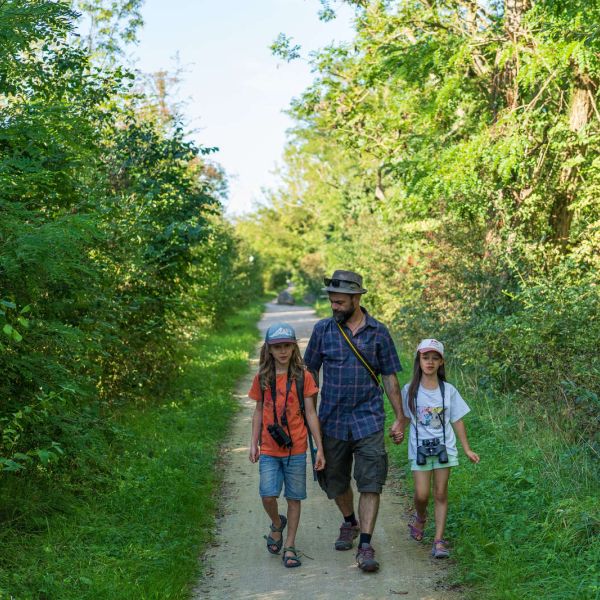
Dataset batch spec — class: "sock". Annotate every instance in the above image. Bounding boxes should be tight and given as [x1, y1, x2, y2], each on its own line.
[343, 512, 358, 526]
[359, 533, 372, 547]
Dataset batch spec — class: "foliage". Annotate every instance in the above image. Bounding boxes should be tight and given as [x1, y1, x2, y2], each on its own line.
[0, 0, 261, 478]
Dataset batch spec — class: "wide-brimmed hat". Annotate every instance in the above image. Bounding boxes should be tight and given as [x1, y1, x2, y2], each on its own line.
[265, 322, 297, 344]
[322, 270, 367, 295]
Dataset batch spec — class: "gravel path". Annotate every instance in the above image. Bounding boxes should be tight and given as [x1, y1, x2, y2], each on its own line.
[194, 302, 463, 600]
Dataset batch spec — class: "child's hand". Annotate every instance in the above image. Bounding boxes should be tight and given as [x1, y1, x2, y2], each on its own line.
[466, 449, 480, 463]
[314, 450, 326, 471]
[249, 443, 260, 463]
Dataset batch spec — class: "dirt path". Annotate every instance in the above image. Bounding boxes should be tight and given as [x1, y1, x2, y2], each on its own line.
[194, 302, 463, 600]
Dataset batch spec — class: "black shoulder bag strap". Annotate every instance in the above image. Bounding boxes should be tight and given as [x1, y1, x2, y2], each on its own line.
[335, 321, 383, 391]
[296, 370, 317, 481]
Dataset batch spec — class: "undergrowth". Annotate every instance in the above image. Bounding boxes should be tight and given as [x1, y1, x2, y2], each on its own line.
[0, 301, 263, 600]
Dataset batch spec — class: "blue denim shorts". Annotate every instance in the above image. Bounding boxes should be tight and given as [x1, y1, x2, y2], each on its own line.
[259, 453, 307, 500]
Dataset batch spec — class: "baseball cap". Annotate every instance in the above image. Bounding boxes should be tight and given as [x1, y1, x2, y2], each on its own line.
[265, 322, 297, 344]
[417, 338, 444, 357]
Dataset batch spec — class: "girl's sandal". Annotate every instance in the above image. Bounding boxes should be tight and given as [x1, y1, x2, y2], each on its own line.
[282, 546, 301, 568]
[264, 515, 287, 554]
[408, 512, 426, 541]
[431, 539, 450, 559]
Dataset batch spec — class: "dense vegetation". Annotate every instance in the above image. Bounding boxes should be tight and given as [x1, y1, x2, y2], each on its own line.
[1, 3, 261, 595]
[239, 1, 599, 597]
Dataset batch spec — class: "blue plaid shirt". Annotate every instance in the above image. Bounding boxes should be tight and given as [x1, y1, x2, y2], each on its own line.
[304, 309, 401, 441]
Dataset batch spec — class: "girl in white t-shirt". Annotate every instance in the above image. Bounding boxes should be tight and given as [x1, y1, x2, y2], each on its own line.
[401, 338, 480, 558]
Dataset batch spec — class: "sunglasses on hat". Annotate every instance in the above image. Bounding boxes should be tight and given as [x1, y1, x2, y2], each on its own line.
[323, 278, 361, 290]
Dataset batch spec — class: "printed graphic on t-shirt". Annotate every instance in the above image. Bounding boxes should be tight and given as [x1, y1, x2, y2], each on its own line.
[417, 406, 444, 429]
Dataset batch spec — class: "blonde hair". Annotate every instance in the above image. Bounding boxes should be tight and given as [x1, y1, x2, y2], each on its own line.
[258, 342, 305, 391]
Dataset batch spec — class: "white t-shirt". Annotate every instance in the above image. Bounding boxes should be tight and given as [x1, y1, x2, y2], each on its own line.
[401, 381, 470, 460]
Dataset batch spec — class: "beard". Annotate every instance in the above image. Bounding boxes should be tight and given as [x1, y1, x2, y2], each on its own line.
[333, 306, 354, 324]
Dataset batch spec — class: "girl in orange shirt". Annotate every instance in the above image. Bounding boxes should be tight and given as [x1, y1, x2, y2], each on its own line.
[248, 322, 325, 568]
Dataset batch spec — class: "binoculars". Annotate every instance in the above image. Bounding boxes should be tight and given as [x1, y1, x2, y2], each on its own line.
[416, 437, 449, 465]
[267, 423, 292, 449]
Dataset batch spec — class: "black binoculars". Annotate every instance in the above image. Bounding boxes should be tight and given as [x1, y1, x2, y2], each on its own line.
[267, 423, 292, 449]
[416, 437, 449, 465]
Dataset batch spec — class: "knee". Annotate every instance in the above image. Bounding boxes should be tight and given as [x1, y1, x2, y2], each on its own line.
[433, 489, 448, 504]
[262, 496, 277, 508]
[413, 489, 429, 505]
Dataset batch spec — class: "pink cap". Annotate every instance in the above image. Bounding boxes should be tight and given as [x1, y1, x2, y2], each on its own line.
[417, 338, 444, 357]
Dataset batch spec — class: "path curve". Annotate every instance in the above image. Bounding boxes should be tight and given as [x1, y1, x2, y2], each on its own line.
[194, 302, 463, 600]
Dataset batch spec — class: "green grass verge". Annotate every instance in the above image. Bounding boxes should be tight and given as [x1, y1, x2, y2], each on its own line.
[0, 301, 263, 600]
[387, 355, 600, 600]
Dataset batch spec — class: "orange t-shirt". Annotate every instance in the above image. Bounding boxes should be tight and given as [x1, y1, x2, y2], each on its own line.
[248, 371, 318, 457]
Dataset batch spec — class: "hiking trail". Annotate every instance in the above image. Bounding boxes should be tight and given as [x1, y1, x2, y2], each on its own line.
[194, 302, 463, 600]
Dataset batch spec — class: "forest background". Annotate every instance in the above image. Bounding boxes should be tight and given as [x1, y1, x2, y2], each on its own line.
[1, 1, 598, 599]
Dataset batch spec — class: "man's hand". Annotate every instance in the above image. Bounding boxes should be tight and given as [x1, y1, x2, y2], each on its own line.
[249, 443, 260, 463]
[389, 418, 405, 445]
[314, 449, 326, 471]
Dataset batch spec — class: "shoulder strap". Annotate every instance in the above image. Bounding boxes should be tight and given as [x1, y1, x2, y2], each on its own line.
[335, 321, 382, 389]
[297, 370, 305, 415]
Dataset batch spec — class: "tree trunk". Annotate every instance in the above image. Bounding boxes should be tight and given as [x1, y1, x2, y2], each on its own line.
[550, 71, 593, 245]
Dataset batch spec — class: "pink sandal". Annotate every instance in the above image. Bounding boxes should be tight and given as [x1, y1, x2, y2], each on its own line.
[408, 512, 426, 541]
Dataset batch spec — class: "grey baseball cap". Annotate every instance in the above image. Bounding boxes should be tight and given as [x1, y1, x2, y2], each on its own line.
[322, 269, 367, 294]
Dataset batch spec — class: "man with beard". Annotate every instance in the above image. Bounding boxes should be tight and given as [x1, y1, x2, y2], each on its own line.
[304, 269, 405, 573]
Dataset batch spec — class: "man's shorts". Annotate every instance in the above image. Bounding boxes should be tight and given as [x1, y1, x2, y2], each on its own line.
[410, 455, 459, 471]
[259, 453, 307, 500]
[318, 430, 388, 499]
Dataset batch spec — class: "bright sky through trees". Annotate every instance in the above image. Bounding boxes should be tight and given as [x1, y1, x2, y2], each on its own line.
[132, 0, 355, 215]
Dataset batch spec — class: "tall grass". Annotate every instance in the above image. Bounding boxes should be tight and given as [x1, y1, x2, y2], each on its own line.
[0, 302, 263, 600]
[387, 356, 600, 600]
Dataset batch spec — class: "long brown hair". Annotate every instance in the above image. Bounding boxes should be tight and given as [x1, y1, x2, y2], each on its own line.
[258, 342, 305, 392]
[407, 353, 446, 417]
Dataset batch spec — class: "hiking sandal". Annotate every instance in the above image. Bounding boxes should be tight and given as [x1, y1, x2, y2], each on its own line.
[282, 546, 301, 568]
[264, 514, 287, 554]
[408, 512, 426, 541]
[431, 539, 450, 558]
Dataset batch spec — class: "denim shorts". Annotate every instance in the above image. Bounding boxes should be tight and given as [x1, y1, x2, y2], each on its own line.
[259, 453, 307, 500]
[410, 455, 459, 471]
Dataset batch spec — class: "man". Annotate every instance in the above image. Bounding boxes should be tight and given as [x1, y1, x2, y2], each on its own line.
[304, 269, 405, 573]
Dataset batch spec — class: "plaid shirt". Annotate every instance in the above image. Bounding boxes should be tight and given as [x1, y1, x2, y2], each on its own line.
[304, 309, 401, 441]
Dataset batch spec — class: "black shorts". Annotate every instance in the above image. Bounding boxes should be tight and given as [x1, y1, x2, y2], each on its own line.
[318, 430, 388, 499]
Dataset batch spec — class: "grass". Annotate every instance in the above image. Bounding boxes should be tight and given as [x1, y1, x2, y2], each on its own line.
[0, 301, 263, 600]
[386, 353, 600, 600]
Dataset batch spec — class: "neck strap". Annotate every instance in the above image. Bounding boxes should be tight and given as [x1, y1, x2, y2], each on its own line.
[414, 379, 446, 448]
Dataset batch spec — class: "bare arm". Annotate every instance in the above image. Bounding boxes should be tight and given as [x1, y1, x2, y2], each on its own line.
[382, 372, 406, 444]
[249, 402, 262, 463]
[304, 394, 325, 470]
[452, 418, 480, 463]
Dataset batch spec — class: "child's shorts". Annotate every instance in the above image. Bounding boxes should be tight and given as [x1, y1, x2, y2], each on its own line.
[259, 453, 307, 500]
[410, 455, 459, 471]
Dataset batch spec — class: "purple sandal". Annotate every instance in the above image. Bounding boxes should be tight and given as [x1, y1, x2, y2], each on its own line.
[431, 539, 450, 558]
[408, 512, 426, 541]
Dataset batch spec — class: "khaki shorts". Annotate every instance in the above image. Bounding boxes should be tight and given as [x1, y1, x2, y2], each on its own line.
[318, 430, 388, 499]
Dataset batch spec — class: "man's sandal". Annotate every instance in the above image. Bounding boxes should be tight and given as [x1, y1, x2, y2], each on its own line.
[282, 546, 301, 568]
[408, 512, 426, 541]
[264, 515, 287, 554]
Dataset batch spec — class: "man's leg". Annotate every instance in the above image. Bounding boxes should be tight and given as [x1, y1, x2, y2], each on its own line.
[353, 431, 387, 572]
[357, 491, 380, 535]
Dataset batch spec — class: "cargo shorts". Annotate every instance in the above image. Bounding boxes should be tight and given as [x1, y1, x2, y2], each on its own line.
[317, 430, 388, 499]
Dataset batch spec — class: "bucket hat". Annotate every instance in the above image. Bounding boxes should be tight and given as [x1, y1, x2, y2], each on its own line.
[322, 269, 367, 295]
